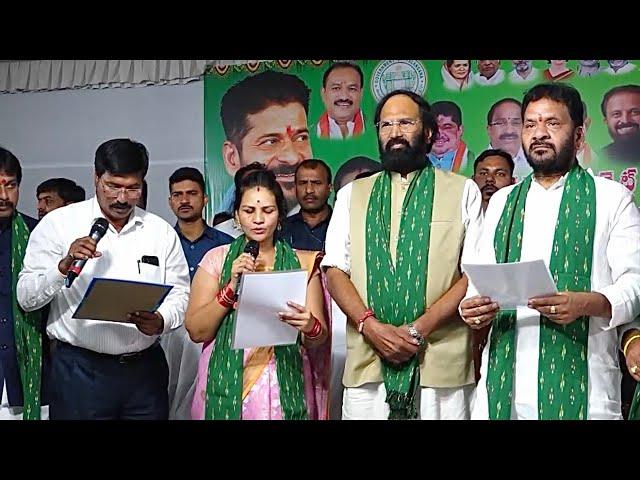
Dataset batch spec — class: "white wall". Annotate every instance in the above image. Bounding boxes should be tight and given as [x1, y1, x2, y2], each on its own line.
[0, 80, 205, 224]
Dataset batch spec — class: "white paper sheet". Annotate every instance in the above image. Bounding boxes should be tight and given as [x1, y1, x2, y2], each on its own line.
[232, 269, 308, 349]
[462, 259, 558, 309]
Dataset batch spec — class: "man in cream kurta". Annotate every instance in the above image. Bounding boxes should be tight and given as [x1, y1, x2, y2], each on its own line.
[322, 90, 482, 420]
[461, 83, 640, 420]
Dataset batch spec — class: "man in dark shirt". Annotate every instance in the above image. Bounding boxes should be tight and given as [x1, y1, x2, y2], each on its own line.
[169, 168, 233, 280]
[281, 159, 333, 251]
[164, 167, 232, 419]
[0, 147, 48, 419]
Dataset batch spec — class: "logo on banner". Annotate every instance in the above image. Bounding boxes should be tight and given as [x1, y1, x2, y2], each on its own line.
[371, 60, 428, 102]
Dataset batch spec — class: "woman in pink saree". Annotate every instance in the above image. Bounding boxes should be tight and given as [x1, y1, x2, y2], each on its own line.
[186, 170, 331, 420]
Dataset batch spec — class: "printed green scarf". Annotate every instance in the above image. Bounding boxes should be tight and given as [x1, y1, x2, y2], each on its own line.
[10, 213, 42, 420]
[365, 167, 434, 419]
[205, 236, 308, 420]
[489, 164, 595, 420]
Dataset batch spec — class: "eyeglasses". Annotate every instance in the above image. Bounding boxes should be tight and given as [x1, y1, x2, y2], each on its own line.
[489, 119, 523, 128]
[100, 180, 142, 199]
[376, 118, 420, 135]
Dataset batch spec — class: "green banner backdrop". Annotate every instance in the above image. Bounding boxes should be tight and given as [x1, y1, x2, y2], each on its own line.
[204, 60, 640, 220]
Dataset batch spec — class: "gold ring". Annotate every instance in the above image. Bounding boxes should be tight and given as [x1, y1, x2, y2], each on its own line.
[550, 305, 556, 314]
[632, 365, 638, 375]
[474, 319, 481, 325]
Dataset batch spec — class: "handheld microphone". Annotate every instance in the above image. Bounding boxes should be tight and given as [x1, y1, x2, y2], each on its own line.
[235, 240, 260, 300]
[243, 240, 259, 260]
[65, 217, 109, 288]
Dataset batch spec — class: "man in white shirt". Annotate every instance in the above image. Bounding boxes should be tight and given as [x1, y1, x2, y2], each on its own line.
[508, 60, 540, 84]
[316, 62, 365, 140]
[604, 60, 637, 75]
[486, 98, 532, 181]
[17, 138, 190, 420]
[322, 90, 483, 420]
[474, 60, 506, 86]
[460, 83, 640, 420]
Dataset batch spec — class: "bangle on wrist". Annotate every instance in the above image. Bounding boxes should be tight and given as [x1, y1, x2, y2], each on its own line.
[624, 333, 640, 358]
[305, 315, 322, 339]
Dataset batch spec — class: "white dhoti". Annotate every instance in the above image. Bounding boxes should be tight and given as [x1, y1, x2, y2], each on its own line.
[342, 381, 474, 420]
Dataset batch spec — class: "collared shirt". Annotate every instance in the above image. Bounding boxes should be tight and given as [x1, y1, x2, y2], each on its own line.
[321, 171, 483, 274]
[281, 207, 332, 251]
[17, 197, 190, 355]
[487, 143, 531, 182]
[508, 68, 540, 84]
[474, 69, 506, 86]
[428, 151, 456, 171]
[315, 113, 364, 139]
[465, 171, 640, 419]
[174, 221, 233, 280]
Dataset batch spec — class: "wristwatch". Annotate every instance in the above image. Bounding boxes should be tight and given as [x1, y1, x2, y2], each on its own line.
[407, 323, 426, 347]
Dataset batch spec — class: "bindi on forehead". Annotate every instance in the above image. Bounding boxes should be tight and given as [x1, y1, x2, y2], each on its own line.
[286, 125, 295, 138]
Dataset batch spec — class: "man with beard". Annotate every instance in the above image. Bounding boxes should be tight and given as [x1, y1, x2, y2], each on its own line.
[509, 60, 540, 84]
[428, 100, 474, 173]
[218, 71, 313, 215]
[604, 60, 637, 76]
[162, 167, 232, 420]
[475, 60, 505, 86]
[316, 62, 365, 140]
[460, 83, 640, 420]
[487, 98, 531, 181]
[578, 60, 601, 77]
[472, 149, 514, 212]
[322, 90, 483, 420]
[600, 85, 640, 164]
[281, 159, 332, 251]
[0, 147, 50, 420]
[17, 138, 190, 419]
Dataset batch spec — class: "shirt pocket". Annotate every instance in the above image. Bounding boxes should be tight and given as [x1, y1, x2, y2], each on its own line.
[139, 261, 162, 283]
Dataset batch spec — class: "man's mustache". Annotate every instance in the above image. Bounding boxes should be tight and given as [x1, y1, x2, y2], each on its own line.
[616, 122, 640, 131]
[109, 202, 131, 210]
[0, 200, 14, 209]
[385, 138, 411, 152]
[499, 133, 519, 140]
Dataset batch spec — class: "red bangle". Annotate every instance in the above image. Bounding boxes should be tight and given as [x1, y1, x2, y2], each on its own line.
[216, 283, 236, 309]
[305, 315, 322, 339]
[357, 308, 375, 334]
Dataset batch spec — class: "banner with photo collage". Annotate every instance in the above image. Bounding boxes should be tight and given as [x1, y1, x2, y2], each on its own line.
[204, 60, 640, 220]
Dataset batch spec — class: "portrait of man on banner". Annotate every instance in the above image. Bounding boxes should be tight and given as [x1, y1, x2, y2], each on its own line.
[428, 100, 474, 173]
[600, 84, 640, 164]
[316, 62, 365, 140]
[216, 71, 314, 216]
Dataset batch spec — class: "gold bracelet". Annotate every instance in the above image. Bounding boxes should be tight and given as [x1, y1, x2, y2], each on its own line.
[623, 334, 640, 358]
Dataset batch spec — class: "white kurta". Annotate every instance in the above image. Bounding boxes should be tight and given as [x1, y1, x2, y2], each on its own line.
[465, 171, 640, 419]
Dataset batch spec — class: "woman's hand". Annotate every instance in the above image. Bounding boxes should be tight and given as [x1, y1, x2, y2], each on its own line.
[278, 301, 315, 333]
[229, 253, 256, 289]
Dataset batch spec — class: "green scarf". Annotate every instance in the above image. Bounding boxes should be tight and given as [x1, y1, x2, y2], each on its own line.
[204, 236, 308, 420]
[629, 383, 640, 420]
[489, 164, 595, 420]
[10, 212, 43, 420]
[365, 167, 434, 419]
